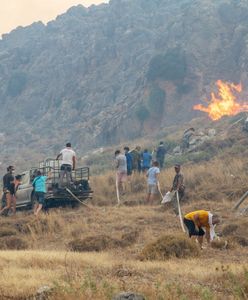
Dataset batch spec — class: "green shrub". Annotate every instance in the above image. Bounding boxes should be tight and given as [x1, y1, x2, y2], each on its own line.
[147, 48, 187, 82]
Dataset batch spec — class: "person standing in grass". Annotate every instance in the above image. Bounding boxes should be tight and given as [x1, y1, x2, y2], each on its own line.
[142, 149, 152, 172]
[170, 164, 185, 215]
[124, 146, 133, 178]
[146, 161, 160, 204]
[130, 146, 142, 173]
[115, 150, 127, 195]
[32, 170, 51, 217]
[156, 141, 166, 169]
[0, 166, 16, 216]
[183, 210, 220, 249]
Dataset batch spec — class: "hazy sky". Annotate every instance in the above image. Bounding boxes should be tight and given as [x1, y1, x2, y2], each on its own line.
[0, 0, 108, 35]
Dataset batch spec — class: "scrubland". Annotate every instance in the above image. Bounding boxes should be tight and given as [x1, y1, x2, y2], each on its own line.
[0, 155, 248, 299]
[0, 120, 248, 299]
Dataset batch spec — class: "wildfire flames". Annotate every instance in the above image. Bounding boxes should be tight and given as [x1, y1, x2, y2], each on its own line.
[193, 80, 248, 121]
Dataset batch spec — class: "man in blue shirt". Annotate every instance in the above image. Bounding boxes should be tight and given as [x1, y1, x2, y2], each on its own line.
[142, 149, 152, 172]
[146, 161, 160, 205]
[156, 142, 166, 169]
[124, 147, 133, 177]
[32, 170, 51, 216]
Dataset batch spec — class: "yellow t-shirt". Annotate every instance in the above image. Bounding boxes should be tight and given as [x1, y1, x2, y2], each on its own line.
[184, 210, 210, 228]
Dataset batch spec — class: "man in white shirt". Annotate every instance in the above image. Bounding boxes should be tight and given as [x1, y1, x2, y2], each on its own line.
[56, 143, 76, 187]
[115, 150, 127, 194]
[146, 161, 160, 204]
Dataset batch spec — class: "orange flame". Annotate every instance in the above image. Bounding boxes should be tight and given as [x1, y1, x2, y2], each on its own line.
[193, 80, 248, 120]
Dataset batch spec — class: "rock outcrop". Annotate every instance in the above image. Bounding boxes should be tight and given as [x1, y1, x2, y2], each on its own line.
[1, 0, 248, 168]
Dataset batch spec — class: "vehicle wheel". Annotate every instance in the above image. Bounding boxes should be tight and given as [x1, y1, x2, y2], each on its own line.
[71, 201, 80, 209]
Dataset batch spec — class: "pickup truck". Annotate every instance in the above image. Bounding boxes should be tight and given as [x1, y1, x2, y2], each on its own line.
[2, 158, 93, 209]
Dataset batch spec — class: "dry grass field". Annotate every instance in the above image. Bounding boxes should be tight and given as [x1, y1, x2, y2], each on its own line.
[0, 156, 248, 299]
[0, 119, 248, 299]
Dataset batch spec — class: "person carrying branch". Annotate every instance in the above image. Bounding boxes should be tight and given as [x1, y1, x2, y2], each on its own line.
[170, 164, 185, 215]
[183, 210, 220, 249]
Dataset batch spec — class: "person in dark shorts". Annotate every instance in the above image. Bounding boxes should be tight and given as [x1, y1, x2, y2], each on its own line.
[0, 166, 16, 216]
[56, 143, 76, 187]
[184, 210, 220, 249]
[32, 170, 51, 217]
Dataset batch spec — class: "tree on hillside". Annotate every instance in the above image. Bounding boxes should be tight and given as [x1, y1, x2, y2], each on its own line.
[147, 48, 187, 82]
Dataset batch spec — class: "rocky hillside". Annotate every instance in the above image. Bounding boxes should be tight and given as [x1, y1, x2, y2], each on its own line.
[0, 0, 248, 169]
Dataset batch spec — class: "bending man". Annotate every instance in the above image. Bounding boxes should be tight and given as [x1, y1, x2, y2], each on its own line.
[183, 210, 220, 249]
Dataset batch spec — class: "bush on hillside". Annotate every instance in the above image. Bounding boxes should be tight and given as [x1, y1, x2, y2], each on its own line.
[140, 234, 199, 260]
[147, 48, 187, 82]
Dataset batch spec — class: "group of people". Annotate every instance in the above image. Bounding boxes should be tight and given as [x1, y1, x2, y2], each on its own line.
[115, 142, 184, 209]
[1, 141, 221, 249]
[1, 143, 77, 217]
[124, 142, 167, 174]
[115, 144, 221, 249]
[115, 142, 167, 191]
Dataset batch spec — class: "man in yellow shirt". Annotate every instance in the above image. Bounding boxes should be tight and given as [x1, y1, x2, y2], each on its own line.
[184, 210, 220, 248]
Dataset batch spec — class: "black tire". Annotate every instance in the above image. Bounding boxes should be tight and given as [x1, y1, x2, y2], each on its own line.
[71, 201, 80, 209]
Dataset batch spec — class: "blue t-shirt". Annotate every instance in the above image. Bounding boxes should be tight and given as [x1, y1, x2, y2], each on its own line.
[125, 152, 132, 170]
[142, 152, 152, 168]
[33, 176, 47, 193]
[147, 167, 160, 185]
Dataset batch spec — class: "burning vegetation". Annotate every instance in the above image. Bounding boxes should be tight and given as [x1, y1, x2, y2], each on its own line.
[194, 80, 248, 120]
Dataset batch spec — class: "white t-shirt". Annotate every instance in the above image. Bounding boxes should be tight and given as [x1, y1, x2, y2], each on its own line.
[60, 148, 76, 166]
[115, 154, 127, 173]
[147, 167, 160, 185]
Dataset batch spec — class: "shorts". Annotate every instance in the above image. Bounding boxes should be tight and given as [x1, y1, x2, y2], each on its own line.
[4, 189, 15, 196]
[35, 192, 45, 205]
[117, 171, 127, 183]
[148, 184, 158, 195]
[183, 218, 205, 237]
[61, 164, 72, 172]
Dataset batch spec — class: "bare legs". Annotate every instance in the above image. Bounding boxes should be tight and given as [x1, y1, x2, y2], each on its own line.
[0, 193, 16, 216]
[34, 204, 43, 217]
